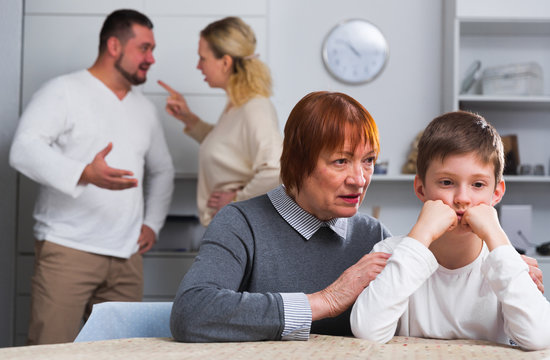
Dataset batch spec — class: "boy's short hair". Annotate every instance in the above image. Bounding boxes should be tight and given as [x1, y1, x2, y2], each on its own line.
[416, 110, 504, 185]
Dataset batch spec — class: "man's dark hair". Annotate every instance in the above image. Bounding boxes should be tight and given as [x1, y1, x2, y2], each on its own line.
[99, 9, 153, 53]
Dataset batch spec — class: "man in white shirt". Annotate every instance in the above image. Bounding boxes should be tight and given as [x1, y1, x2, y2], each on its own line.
[10, 9, 174, 344]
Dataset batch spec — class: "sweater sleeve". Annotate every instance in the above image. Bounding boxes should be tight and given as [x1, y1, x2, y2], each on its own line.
[9, 77, 87, 197]
[170, 204, 286, 342]
[234, 98, 282, 201]
[350, 236, 438, 343]
[183, 118, 215, 143]
[482, 245, 550, 350]
[142, 110, 175, 237]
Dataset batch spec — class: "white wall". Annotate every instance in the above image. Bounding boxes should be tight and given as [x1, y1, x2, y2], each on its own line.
[269, 0, 443, 175]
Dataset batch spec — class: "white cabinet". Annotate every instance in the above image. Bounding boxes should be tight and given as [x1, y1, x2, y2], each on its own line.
[443, 0, 550, 247]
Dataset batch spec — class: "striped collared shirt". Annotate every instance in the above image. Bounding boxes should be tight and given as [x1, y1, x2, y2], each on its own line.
[267, 185, 349, 340]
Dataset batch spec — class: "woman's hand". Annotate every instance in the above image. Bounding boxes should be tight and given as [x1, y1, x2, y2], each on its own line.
[307, 252, 391, 320]
[207, 190, 238, 216]
[157, 80, 199, 128]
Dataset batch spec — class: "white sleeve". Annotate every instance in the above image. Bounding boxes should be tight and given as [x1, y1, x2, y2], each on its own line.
[142, 113, 175, 237]
[483, 245, 550, 350]
[350, 236, 438, 343]
[9, 78, 87, 197]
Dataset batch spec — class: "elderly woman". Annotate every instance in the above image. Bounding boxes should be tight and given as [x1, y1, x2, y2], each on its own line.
[170, 91, 392, 342]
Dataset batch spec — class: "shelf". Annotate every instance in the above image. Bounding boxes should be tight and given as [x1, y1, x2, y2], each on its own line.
[504, 175, 550, 183]
[459, 95, 550, 111]
[372, 174, 550, 183]
[459, 20, 550, 37]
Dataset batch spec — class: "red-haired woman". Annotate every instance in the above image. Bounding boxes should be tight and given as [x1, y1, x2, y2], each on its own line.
[170, 91, 391, 342]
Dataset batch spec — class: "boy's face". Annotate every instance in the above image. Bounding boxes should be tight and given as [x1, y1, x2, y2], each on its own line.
[414, 152, 505, 233]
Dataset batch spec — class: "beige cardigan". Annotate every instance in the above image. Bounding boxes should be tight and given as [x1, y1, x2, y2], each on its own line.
[185, 96, 282, 226]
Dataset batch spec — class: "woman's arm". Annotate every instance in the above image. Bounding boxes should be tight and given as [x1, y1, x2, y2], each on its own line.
[157, 80, 214, 143]
[170, 205, 286, 342]
[234, 98, 282, 201]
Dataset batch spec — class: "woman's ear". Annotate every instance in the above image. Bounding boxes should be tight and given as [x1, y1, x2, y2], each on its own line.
[414, 175, 427, 202]
[491, 179, 506, 206]
[222, 54, 233, 73]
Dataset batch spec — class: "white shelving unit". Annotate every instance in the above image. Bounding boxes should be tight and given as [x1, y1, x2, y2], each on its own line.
[443, 0, 550, 266]
[444, 2, 550, 167]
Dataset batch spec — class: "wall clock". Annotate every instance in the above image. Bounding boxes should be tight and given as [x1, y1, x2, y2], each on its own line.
[322, 19, 389, 84]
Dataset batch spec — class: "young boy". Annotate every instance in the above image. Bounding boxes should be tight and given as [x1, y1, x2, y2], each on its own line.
[350, 111, 550, 350]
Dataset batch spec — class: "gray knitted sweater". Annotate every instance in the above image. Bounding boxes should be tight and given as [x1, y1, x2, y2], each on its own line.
[170, 194, 391, 342]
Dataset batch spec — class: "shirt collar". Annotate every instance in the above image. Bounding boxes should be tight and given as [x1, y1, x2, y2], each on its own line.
[267, 185, 348, 240]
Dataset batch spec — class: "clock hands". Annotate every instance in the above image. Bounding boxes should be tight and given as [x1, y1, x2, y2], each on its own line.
[336, 39, 361, 57]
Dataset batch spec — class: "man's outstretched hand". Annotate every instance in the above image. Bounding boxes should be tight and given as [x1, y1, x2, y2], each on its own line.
[79, 142, 138, 190]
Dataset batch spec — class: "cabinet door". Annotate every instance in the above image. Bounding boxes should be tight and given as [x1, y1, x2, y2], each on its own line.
[143, 254, 197, 298]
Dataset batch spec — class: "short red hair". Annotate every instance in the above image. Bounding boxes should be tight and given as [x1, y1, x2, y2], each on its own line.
[281, 91, 380, 193]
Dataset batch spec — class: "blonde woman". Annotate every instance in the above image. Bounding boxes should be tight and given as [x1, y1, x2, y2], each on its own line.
[159, 17, 282, 226]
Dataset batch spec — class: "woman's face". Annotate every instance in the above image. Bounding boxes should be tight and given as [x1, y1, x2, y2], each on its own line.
[294, 139, 376, 221]
[196, 36, 231, 89]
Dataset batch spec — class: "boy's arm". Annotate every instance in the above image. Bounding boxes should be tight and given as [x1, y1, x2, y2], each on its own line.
[465, 205, 544, 292]
[466, 205, 550, 350]
[351, 201, 454, 342]
[482, 246, 550, 351]
[350, 237, 438, 343]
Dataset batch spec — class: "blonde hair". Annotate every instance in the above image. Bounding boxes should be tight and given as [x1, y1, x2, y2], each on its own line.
[201, 17, 272, 107]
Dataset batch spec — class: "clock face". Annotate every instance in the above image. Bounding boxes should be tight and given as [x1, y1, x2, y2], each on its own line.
[322, 19, 389, 84]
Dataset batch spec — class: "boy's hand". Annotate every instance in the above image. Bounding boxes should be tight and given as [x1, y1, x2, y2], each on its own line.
[462, 204, 509, 250]
[408, 200, 457, 247]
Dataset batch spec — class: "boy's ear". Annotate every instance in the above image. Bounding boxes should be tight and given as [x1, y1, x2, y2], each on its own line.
[414, 175, 427, 202]
[491, 179, 506, 206]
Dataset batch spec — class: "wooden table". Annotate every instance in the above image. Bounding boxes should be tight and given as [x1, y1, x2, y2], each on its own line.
[1, 334, 549, 359]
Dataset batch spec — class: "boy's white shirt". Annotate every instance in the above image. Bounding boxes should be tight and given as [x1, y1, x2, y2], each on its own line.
[350, 235, 550, 350]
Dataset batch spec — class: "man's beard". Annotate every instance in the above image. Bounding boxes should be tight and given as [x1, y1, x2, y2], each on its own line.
[115, 52, 147, 85]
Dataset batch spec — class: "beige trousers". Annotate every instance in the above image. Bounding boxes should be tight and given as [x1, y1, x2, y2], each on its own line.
[27, 240, 143, 345]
